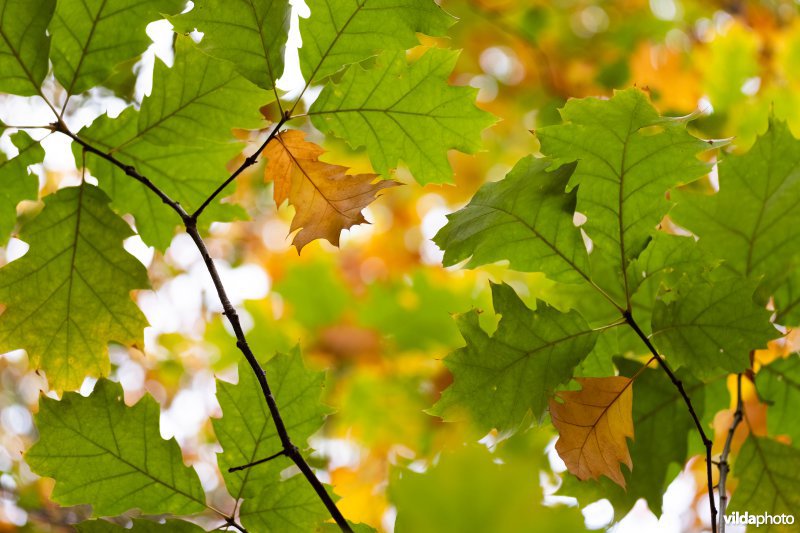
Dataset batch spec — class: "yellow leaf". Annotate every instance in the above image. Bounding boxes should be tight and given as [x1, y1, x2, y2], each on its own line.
[549, 376, 634, 488]
[263, 130, 397, 251]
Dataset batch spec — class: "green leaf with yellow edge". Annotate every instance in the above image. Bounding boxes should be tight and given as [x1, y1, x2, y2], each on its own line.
[431, 282, 599, 435]
[215, 348, 331, 500]
[0, 131, 43, 245]
[0, 185, 148, 391]
[310, 48, 495, 185]
[50, 0, 184, 96]
[0, 0, 55, 96]
[757, 354, 800, 444]
[26, 379, 206, 516]
[174, 0, 290, 91]
[391, 445, 587, 533]
[671, 119, 800, 308]
[78, 38, 268, 249]
[76, 520, 206, 532]
[651, 274, 776, 377]
[536, 88, 720, 275]
[730, 437, 800, 532]
[299, 0, 453, 83]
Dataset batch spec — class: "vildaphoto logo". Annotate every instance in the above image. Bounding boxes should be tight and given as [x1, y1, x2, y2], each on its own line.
[724, 512, 795, 526]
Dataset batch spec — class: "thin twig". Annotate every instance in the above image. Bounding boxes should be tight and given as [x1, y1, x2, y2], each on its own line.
[718, 374, 744, 532]
[224, 517, 248, 533]
[191, 113, 289, 220]
[625, 312, 718, 533]
[229, 449, 286, 472]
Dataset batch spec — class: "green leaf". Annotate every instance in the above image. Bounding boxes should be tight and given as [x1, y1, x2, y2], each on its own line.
[431, 282, 598, 435]
[651, 275, 775, 377]
[26, 379, 206, 516]
[79, 39, 268, 249]
[757, 354, 800, 443]
[139, 37, 270, 146]
[0, 0, 55, 96]
[272, 261, 348, 329]
[309, 48, 495, 185]
[239, 475, 331, 533]
[434, 156, 592, 286]
[0, 131, 43, 245]
[730, 437, 800, 532]
[537, 88, 719, 271]
[76, 519, 206, 532]
[215, 349, 331, 500]
[174, 0, 290, 91]
[775, 269, 800, 326]
[391, 445, 587, 533]
[0, 184, 149, 392]
[299, 0, 453, 83]
[49, 0, 185, 96]
[671, 119, 800, 303]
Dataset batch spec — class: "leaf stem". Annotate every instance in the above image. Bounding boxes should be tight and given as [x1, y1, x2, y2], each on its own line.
[228, 449, 286, 472]
[718, 373, 743, 533]
[624, 311, 718, 533]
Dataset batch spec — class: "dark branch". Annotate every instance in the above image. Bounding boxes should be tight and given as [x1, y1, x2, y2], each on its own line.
[52, 121, 191, 223]
[229, 449, 286, 472]
[53, 120, 352, 532]
[191, 112, 289, 220]
[224, 517, 248, 533]
[718, 373, 744, 532]
[624, 311, 718, 533]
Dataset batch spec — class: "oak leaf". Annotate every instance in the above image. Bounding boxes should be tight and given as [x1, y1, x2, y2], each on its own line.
[264, 130, 397, 251]
[549, 376, 634, 488]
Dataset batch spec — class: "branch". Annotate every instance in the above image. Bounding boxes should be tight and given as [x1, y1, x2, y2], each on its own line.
[191, 112, 289, 220]
[624, 312, 718, 533]
[229, 449, 285, 472]
[718, 373, 744, 533]
[52, 122, 352, 532]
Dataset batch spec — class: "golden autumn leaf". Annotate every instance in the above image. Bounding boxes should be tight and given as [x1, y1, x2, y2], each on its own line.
[263, 130, 398, 250]
[549, 376, 634, 488]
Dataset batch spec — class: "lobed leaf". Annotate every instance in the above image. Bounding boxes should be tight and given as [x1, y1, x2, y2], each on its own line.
[730, 437, 800, 532]
[0, 184, 148, 392]
[757, 354, 800, 444]
[537, 88, 721, 282]
[26, 379, 206, 516]
[0, 0, 55, 96]
[76, 520, 206, 532]
[50, 0, 184, 96]
[299, 0, 454, 83]
[263, 130, 397, 250]
[0, 131, 44, 245]
[549, 376, 634, 488]
[310, 48, 495, 185]
[431, 282, 599, 435]
[174, 0, 290, 91]
[651, 275, 776, 377]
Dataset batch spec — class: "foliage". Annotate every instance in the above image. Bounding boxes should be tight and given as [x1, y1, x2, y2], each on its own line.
[0, 0, 799, 532]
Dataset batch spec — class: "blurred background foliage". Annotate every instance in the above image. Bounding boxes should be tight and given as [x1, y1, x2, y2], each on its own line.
[2, 0, 800, 531]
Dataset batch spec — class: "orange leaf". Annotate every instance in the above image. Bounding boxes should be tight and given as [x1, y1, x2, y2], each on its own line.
[263, 130, 397, 251]
[549, 376, 634, 488]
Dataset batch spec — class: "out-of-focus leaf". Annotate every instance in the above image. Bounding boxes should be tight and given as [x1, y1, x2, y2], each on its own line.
[757, 354, 800, 444]
[391, 445, 587, 533]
